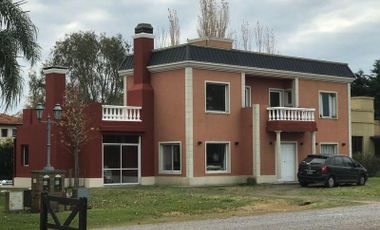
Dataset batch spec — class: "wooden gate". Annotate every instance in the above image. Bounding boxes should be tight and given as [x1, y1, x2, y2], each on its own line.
[40, 193, 87, 230]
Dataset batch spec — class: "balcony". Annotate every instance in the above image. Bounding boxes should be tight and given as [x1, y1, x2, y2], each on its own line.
[267, 107, 317, 132]
[267, 107, 315, 121]
[102, 105, 142, 122]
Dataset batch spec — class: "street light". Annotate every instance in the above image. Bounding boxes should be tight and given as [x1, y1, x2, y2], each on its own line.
[35, 103, 63, 172]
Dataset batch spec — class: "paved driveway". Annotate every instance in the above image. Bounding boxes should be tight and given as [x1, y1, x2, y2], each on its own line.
[102, 203, 380, 230]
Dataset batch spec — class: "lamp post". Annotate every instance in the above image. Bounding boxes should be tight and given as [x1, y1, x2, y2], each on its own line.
[35, 103, 62, 172]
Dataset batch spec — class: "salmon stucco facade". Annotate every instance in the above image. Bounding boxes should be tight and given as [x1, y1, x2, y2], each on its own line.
[14, 23, 355, 187]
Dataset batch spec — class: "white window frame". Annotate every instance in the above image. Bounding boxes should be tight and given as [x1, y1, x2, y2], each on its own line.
[158, 141, 182, 174]
[269, 88, 284, 107]
[319, 91, 338, 119]
[284, 89, 293, 107]
[244, 86, 251, 108]
[320, 142, 339, 155]
[205, 81, 230, 114]
[205, 141, 231, 174]
[22, 145, 29, 167]
[102, 141, 141, 186]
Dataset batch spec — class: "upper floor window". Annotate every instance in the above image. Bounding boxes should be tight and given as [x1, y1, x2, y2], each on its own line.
[284, 89, 293, 107]
[269, 88, 293, 107]
[205, 81, 230, 113]
[319, 92, 337, 118]
[269, 89, 283, 107]
[12, 129, 16, 137]
[1, 129, 8, 137]
[244, 86, 251, 108]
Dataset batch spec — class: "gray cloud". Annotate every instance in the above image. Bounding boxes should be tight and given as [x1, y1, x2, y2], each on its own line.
[7, 0, 379, 112]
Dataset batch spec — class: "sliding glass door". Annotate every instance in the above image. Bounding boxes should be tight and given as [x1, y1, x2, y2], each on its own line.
[103, 143, 139, 185]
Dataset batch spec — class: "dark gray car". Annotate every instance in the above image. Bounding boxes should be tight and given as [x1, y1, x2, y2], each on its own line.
[297, 154, 368, 187]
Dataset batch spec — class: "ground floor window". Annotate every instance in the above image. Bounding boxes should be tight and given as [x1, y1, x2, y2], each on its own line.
[320, 143, 338, 155]
[103, 143, 139, 184]
[159, 142, 181, 173]
[22, 145, 29, 166]
[352, 136, 363, 154]
[206, 142, 229, 173]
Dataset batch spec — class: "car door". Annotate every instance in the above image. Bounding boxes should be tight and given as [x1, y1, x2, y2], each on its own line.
[332, 156, 347, 183]
[349, 158, 363, 182]
[342, 157, 356, 182]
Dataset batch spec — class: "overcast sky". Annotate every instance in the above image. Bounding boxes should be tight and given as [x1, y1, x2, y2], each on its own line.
[9, 0, 380, 113]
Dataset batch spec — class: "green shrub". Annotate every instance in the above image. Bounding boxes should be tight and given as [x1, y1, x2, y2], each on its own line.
[353, 153, 380, 177]
[0, 138, 14, 180]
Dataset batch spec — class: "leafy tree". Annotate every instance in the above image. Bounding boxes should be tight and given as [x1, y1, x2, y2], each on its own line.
[351, 60, 380, 119]
[26, 68, 45, 108]
[351, 70, 371, 97]
[0, 138, 14, 180]
[51, 32, 130, 104]
[0, 0, 40, 110]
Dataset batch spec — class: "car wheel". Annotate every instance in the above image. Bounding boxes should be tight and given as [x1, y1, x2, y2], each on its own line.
[357, 175, 366, 186]
[326, 176, 335, 188]
[299, 181, 308, 187]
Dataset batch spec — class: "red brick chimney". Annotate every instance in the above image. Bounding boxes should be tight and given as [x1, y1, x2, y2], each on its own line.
[43, 66, 68, 114]
[127, 23, 154, 107]
[127, 23, 155, 177]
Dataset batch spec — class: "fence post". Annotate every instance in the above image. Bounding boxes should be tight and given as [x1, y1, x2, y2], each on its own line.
[40, 192, 48, 230]
[79, 197, 87, 229]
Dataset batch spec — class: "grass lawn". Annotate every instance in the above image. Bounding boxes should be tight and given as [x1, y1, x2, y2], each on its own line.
[1, 177, 380, 229]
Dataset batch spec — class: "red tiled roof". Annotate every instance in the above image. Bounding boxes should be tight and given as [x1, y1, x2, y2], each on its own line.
[0, 114, 23, 125]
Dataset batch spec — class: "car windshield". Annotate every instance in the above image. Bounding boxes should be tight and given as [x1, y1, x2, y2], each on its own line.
[304, 156, 326, 164]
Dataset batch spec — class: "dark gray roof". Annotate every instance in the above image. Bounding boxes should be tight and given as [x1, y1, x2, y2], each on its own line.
[120, 45, 354, 78]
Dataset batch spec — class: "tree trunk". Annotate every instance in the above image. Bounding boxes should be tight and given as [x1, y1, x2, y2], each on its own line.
[74, 147, 80, 189]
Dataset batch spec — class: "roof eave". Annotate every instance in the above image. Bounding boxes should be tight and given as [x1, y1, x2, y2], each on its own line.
[147, 61, 354, 83]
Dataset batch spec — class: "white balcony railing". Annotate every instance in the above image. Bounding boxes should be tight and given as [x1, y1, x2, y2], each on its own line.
[267, 107, 315, 121]
[102, 105, 142, 122]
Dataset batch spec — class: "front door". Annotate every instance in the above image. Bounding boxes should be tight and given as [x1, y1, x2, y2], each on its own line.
[280, 143, 296, 181]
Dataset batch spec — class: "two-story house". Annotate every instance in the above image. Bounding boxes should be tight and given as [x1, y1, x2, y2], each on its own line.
[14, 23, 354, 187]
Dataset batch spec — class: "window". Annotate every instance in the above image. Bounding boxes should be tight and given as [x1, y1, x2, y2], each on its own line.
[352, 136, 363, 154]
[103, 143, 139, 184]
[319, 92, 337, 118]
[159, 142, 181, 173]
[342, 157, 355, 167]
[331, 156, 343, 166]
[269, 89, 283, 107]
[206, 142, 229, 173]
[284, 89, 293, 107]
[22, 145, 29, 166]
[1, 129, 8, 137]
[206, 82, 229, 112]
[320, 143, 338, 155]
[244, 86, 251, 108]
[12, 129, 16, 137]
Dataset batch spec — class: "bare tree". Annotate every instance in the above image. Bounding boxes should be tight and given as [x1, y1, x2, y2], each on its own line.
[154, 26, 169, 48]
[240, 20, 252, 51]
[168, 8, 180, 46]
[59, 85, 91, 189]
[254, 21, 278, 54]
[197, 0, 230, 38]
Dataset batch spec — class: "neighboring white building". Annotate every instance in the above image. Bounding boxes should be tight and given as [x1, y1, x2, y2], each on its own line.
[0, 114, 22, 143]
